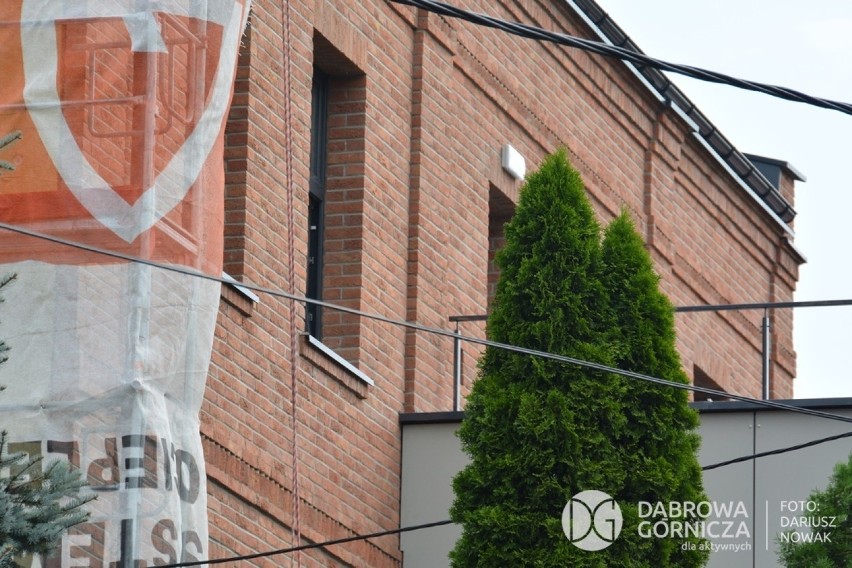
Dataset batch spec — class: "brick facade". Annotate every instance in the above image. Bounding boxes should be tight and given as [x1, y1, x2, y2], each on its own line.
[204, 1, 803, 565]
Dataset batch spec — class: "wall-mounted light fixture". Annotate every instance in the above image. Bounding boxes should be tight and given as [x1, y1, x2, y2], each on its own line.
[501, 144, 526, 181]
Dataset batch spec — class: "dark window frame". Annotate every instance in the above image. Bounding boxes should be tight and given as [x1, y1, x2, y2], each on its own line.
[306, 69, 329, 338]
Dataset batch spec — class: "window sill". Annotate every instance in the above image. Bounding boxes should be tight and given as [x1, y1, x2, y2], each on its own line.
[301, 335, 373, 398]
[220, 272, 259, 316]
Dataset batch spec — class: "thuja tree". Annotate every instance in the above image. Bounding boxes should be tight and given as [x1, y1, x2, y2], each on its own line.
[450, 150, 707, 566]
[601, 213, 707, 564]
[778, 453, 852, 567]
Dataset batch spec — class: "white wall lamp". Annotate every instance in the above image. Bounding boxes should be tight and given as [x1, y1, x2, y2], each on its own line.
[501, 144, 526, 181]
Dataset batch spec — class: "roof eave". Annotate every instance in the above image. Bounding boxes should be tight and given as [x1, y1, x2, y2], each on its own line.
[564, 0, 797, 233]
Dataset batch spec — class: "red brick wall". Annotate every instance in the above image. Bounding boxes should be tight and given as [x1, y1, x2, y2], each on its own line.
[205, 0, 802, 564]
[320, 73, 367, 362]
[223, 25, 251, 278]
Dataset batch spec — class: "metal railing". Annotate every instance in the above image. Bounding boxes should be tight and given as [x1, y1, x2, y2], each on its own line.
[449, 314, 488, 411]
[448, 298, 852, 410]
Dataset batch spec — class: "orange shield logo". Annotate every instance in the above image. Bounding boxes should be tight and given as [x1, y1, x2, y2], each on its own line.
[0, 1, 248, 273]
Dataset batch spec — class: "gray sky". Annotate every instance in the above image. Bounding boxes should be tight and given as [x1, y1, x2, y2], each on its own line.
[596, 0, 852, 399]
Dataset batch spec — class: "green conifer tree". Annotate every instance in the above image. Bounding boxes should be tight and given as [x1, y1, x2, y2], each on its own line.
[450, 150, 707, 566]
[778, 453, 852, 567]
[0, 432, 91, 567]
[601, 212, 707, 565]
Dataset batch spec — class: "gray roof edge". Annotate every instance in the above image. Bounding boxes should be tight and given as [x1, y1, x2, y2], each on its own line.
[564, 0, 797, 227]
[691, 397, 852, 413]
[400, 398, 852, 424]
[400, 411, 465, 424]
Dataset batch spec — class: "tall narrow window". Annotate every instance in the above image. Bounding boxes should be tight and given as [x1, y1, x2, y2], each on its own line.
[305, 33, 366, 367]
[306, 69, 329, 337]
[487, 184, 515, 308]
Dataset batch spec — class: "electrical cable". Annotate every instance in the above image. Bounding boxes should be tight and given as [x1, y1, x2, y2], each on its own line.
[388, 0, 852, 117]
[3, 222, 852, 426]
[4, 228, 850, 562]
[152, 427, 852, 567]
[155, 519, 454, 568]
[152, 429, 852, 567]
[702, 429, 852, 472]
[156, 430, 852, 567]
[153, 432, 852, 568]
[6, 4, 848, 559]
[149, 428, 852, 567]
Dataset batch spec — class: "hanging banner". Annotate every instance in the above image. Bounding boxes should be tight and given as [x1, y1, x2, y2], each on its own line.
[0, 1, 250, 565]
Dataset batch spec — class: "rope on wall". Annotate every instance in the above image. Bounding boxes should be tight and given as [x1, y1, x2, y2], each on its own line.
[279, 0, 303, 564]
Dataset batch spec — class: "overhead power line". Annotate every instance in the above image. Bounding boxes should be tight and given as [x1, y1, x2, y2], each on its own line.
[156, 519, 453, 568]
[389, 0, 852, 117]
[3, 222, 852, 426]
[702, 429, 852, 472]
[152, 428, 852, 567]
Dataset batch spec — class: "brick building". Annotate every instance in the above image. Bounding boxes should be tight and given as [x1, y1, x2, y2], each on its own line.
[204, 0, 804, 565]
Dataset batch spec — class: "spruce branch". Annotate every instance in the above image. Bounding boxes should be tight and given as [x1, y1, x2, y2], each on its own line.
[0, 271, 94, 563]
[0, 131, 21, 177]
[0, 131, 21, 150]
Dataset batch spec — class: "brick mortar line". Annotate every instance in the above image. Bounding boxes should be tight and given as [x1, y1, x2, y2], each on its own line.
[670, 253, 797, 367]
[201, 433, 402, 565]
[452, 38, 630, 226]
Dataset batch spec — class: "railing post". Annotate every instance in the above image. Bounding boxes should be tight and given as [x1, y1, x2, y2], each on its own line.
[453, 321, 462, 411]
[762, 309, 772, 400]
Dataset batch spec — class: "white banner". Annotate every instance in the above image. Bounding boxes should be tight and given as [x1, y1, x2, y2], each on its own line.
[2, 263, 219, 565]
[0, 1, 250, 564]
